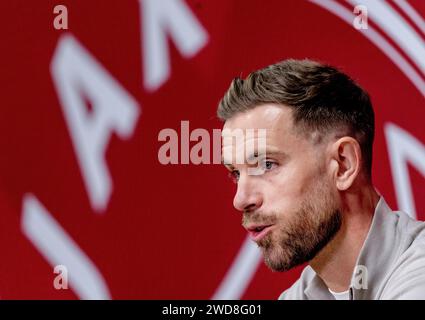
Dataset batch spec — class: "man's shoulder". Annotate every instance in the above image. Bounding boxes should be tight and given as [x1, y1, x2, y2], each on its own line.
[393, 209, 425, 256]
[380, 238, 425, 299]
[277, 266, 315, 300]
[380, 210, 425, 299]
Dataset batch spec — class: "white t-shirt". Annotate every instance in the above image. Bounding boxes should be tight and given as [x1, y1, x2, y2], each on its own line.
[328, 288, 350, 300]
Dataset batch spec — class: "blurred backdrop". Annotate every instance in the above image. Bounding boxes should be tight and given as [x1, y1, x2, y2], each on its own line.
[0, 0, 424, 299]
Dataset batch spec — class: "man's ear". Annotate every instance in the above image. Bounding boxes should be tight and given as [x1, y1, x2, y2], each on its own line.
[330, 137, 362, 191]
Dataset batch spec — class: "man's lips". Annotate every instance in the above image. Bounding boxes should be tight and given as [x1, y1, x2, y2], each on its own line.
[245, 224, 274, 242]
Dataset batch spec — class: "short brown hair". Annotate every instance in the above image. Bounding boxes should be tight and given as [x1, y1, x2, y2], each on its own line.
[217, 59, 375, 177]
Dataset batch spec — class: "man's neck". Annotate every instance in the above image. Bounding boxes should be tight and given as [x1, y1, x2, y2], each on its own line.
[309, 185, 380, 292]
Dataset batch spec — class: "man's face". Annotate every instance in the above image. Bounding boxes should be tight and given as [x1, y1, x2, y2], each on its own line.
[222, 104, 342, 272]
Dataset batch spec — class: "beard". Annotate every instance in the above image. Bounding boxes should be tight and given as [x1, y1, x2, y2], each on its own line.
[242, 181, 342, 272]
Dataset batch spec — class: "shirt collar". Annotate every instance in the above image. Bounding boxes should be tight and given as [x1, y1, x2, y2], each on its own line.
[304, 197, 397, 300]
[350, 197, 400, 299]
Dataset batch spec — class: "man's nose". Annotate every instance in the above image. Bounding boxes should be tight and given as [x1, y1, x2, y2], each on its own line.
[233, 176, 263, 212]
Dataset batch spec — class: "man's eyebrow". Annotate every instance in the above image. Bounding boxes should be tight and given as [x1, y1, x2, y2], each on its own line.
[246, 150, 286, 162]
[222, 149, 286, 166]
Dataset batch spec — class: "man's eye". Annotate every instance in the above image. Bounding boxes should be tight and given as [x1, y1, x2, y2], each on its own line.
[261, 160, 277, 171]
[228, 170, 240, 183]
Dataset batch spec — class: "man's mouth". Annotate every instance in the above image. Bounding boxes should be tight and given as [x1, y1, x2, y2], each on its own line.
[245, 224, 274, 242]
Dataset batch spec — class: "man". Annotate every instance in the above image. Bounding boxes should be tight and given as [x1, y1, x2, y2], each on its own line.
[218, 59, 425, 300]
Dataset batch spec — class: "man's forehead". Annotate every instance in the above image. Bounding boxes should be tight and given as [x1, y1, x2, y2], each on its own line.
[221, 105, 294, 149]
[221, 105, 294, 166]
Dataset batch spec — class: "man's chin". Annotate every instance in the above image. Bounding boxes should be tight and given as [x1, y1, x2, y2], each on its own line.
[264, 257, 294, 272]
[261, 246, 297, 272]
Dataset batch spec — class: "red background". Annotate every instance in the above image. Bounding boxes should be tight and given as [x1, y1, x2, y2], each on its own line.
[0, 0, 424, 299]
